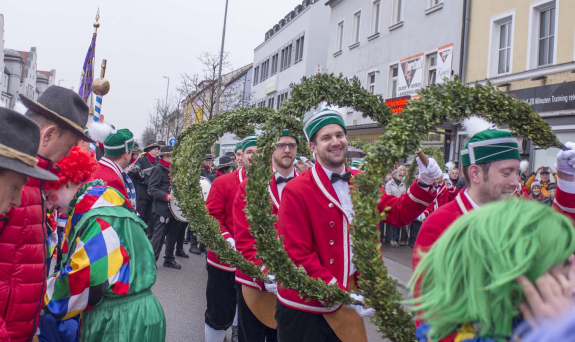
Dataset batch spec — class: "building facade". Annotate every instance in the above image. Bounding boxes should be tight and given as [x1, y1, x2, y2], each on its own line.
[465, 0, 575, 170]
[325, 0, 465, 161]
[2, 46, 56, 108]
[251, 0, 331, 110]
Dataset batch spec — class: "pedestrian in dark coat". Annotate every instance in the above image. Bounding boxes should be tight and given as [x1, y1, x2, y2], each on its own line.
[129, 140, 160, 235]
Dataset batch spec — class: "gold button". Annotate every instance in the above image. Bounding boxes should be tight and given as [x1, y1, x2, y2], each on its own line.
[329, 240, 334, 245]
[329, 259, 334, 264]
[328, 203, 334, 208]
[330, 221, 335, 227]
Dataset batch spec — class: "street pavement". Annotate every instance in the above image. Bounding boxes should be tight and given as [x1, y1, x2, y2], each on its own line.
[152, 244, 415, 342]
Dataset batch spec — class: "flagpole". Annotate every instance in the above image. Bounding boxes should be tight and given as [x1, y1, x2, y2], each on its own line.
[214, 0, 229, 116]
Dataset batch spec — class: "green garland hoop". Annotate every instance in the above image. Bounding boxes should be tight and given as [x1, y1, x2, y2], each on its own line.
[405, 146, 445, 186]
[172, 107, 275, 281]
[243, 73, 395, 305]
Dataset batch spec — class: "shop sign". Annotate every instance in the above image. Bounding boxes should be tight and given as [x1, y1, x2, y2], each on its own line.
[385, 95, 410, 114]
[436, 43, 453, 84]
[508, 81, 575, 112]
[397, 53, 424, 97]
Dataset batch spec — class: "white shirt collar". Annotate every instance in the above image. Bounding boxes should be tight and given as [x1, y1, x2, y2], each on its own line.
[274, 168, 295, 179]
[321, 165, 347, 179]
[463, 189, 480, 209]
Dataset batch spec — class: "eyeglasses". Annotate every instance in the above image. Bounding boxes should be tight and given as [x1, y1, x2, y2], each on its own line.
[275, 143, 298, 151]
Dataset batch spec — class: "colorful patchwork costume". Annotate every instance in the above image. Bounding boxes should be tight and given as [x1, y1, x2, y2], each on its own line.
[44, 180, 166, 341]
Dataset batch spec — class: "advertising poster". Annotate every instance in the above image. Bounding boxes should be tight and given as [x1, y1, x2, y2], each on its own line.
[397, 53, 423, 97]
[436, 43, 453, 84]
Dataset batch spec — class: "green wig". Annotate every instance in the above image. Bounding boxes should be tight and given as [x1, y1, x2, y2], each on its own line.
[407, 199, 575, 341]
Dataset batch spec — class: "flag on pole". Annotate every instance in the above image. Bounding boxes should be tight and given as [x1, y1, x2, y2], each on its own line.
[78, 9, 100, 103]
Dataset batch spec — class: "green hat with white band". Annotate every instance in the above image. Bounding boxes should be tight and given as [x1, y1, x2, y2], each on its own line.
[103, 129, 135, 156]
[281, 129, 300, 144]
[303, 108, 347, 142]
[234, 142, 242, 152]
[461, 128, 520, 167]
[241, 134, 258, 151]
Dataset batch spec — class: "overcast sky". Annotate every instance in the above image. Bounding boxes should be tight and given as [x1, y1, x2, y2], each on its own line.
[2, 0, 301, 142]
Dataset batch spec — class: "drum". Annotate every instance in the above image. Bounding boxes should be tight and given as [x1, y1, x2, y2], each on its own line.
[200, 177, 212, 201]
[169, 192, 188, 223]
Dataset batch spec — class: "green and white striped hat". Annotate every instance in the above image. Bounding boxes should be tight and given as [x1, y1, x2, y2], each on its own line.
[234, 142, 242, 152]
[241, 134, 259, 151]
[461, 128, 520, 167]
[281, 129, 300, 144]
[303, 108, 347, 142]
[103, 129, 135, 156]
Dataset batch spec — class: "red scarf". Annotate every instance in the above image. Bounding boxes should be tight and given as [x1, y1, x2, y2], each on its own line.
[159, 159, 171, 174]
[216, 169, 225, 176]
[146, 152, 156, 164]
[130, 157, 136, 164]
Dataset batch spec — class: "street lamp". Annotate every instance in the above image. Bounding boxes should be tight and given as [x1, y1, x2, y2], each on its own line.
[214, 0, 229, 116]
[163, 76, 170, 106]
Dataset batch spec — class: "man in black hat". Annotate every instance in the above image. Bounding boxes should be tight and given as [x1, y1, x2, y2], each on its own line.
[0, 86, 91, 342]
[201, 150, 215, 178]
[129, 140, 160, 237]
[149, 146, 188, 269]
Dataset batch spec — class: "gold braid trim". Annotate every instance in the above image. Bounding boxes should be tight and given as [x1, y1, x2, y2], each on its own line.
[0, 143, 38, 167]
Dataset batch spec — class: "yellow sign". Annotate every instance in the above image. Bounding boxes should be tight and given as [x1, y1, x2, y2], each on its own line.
[195, 107, 203, 123]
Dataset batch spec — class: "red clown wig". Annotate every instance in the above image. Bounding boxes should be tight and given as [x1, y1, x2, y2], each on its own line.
[45, 146, 98, 190]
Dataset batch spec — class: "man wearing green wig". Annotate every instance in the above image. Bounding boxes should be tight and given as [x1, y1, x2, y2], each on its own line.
[409, 199, 575, 341]
[413, 117, 575, 270]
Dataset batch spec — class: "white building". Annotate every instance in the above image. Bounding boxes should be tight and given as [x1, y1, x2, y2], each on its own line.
[251, 0, 331, 109]
[2, 46, 56, 108]
[325, 0, 466, 161]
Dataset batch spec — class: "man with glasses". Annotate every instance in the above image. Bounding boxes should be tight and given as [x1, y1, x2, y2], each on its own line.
[233, 130, 299, 342]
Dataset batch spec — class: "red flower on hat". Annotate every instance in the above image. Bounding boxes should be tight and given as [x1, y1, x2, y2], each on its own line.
[45, 146, 98, 190]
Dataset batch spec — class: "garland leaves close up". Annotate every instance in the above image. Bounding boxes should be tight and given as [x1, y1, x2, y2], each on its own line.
[172, 107, 275, 282]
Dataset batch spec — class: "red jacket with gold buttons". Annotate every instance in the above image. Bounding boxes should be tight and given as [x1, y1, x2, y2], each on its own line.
[276, 163, 436, 313]
[205, 167, 246, 272]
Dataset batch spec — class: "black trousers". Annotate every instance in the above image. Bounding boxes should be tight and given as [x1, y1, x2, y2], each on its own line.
[237, 286, 277, 342]
[409, 220, 422, 247]
[137, 198, 153, 233]
[151, 215, 185, 261]
[205, 264, 237, 331]
[275, 301, 340, 342]
[176, 221, 187, 250]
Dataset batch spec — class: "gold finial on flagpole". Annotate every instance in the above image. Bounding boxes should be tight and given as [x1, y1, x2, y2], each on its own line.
[93, 59, 110, 96]
[94, 8, 100, 31]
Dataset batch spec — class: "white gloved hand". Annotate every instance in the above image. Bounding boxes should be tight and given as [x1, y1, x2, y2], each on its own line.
[417, 157, 442, 186]
[264, 274, 277, 294]
[226, 237, 236, 251]
[556, 142, 575, 176]
[442, 173, 449, 181]
[346, 293, 375, 318]
[417, 213, 427, 222]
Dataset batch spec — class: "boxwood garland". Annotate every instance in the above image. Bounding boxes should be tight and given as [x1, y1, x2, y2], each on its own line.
[243, 75, 560, 341]
[172, 106, 276, 282]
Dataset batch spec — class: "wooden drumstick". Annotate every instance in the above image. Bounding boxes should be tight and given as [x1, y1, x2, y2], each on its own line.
[416, 149, 429, 167]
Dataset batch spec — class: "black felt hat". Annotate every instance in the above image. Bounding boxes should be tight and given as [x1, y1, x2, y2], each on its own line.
[159, 146, 173, 156]
[216, 156, 234, 170]
[0, 108, 58, 181]
[204, 149, 214, 160]
[158, 141, 167, 146]
[144, 140, 161, 152]
[19, 85, 93, 143]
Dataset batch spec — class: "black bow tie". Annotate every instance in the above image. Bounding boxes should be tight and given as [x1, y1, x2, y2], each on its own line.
[330, 172, 352, 183]
[276, 176, 294, 185]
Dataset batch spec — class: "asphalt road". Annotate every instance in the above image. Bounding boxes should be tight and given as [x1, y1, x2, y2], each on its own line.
[151, 247, 391, 342]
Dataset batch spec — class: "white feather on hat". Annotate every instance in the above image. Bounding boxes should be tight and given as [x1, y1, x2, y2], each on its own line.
[520, 160, 529, 174]
[88, 122, 114, 143]
[446, 161, 456, 171]
[461, 116, 496, 138]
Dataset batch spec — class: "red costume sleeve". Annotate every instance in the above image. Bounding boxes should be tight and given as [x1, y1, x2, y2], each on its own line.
[206, 177, 232, 239]
[553, 186, 575, 221]
[377, 182, 436, 226]
[233, 180, 264, 268]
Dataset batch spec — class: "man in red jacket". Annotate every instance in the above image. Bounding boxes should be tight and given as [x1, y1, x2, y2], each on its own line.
[275, 108, 442, 341]
[413, 121, 575, 271]
[0, 86, 91, 342]
[233, 129, 299, 342]
[93, 128, 137, 206]
[204, 135, 251, 342]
